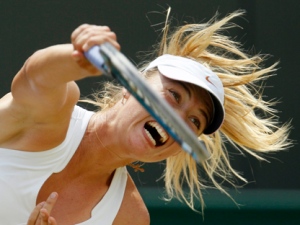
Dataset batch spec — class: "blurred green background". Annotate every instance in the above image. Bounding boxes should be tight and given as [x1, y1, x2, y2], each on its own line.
[1, 0, 299, 224]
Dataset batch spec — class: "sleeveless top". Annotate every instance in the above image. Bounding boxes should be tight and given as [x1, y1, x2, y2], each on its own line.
[0, 105, 128, 225]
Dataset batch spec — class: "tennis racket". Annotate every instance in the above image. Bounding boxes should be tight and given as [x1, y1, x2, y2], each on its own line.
[84, 43, 210, 163]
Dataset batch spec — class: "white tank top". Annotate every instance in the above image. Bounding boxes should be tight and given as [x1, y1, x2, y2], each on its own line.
[0, 105, 128, 225]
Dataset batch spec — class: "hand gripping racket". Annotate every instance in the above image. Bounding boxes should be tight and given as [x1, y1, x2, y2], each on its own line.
[84, 43, 210, 164]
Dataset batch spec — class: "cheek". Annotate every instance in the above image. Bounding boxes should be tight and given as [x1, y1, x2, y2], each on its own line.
[160, 144, 182, 160]
[171, 148, 182, 157]
[124, 98, 147, 114]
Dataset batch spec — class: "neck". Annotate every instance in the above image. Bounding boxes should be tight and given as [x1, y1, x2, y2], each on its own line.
[70, 110, 133, 179]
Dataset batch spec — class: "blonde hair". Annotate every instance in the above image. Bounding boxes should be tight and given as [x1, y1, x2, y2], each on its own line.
[142, 9, 292, 212]
[80, 80, 123, 111]
[83, 10, 292, 213]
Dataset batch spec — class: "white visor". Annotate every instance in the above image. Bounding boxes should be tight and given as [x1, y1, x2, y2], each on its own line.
[145, 54, 225, 134]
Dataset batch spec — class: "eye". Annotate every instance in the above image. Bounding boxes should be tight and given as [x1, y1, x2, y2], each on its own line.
[168, 89, 181, 103]
[190, 117, 200, 130]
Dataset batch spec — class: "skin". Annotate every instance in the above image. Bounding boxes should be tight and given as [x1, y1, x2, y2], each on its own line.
[27, 193, 58, 225]
[0, 24, 213, 225]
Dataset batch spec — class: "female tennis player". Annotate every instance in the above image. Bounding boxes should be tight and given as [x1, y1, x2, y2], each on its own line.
[0, 10, 291, 225]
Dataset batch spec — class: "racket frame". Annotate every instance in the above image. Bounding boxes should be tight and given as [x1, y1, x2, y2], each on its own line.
[84, 43, 210, 163]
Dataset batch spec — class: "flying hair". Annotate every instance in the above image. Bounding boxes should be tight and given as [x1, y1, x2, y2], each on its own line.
[139, 8, 292, 213]
[81, 9, 292, 214]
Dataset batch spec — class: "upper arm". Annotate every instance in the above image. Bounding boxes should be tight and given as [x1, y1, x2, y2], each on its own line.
[0, 49, 80, 148]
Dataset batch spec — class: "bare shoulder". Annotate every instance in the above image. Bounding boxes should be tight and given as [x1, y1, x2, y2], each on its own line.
[0, 64, 79, 150]
[113, 173, 150, 225]
[0, 88, 76, 151]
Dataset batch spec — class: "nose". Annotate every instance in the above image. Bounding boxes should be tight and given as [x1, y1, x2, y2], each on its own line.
[174, 108, 189, 124]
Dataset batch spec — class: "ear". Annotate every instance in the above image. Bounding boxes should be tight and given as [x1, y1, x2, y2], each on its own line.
[122, 88, 131, 100]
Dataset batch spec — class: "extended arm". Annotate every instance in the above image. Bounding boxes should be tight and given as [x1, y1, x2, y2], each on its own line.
[0, 24, 119, 150]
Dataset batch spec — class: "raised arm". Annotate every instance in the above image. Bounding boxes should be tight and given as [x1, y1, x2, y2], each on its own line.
[12, 25, 119, 116]
[0, 24, 119, 150]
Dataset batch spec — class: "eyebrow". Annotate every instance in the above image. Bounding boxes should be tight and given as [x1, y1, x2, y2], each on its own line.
[178, 82, 191, 98]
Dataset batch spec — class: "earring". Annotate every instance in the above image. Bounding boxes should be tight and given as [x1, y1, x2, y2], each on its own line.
[128, 162, 145, 172]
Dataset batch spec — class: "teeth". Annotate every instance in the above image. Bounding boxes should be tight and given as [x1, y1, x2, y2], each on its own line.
[148, 121, 168, 143]
[145, 129, 156, 145]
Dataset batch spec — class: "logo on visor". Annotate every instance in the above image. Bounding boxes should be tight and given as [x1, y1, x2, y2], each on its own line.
[205, 76, 215, 87]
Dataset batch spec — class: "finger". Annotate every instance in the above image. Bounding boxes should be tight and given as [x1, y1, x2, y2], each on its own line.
[73, 26, 119, 52]
[48, 216, 57, 225]
[40, 208, 50, 225]
[71, 24, 111, 42]
[71, 24, 91, 43]
[38, 192, 58, 225]
[72, 25, 112, 49]
[41, 192, 58, 215]
[71, 50, 84, 62]
[27, 202, 45, 225]
[82, 33, 120, 51]
[71, 51, 102, 75]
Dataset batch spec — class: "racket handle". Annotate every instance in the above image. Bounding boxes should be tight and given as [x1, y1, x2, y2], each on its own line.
[84, 45, 109, 75]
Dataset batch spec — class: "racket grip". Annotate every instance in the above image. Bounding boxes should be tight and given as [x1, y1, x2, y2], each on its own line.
[84, 46, 109, 75]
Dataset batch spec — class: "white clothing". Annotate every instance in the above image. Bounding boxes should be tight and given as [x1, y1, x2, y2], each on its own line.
[0, 105, 128, 225]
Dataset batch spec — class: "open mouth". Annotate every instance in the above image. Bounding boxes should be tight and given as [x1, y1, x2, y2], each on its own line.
[144, 121, 169, 147]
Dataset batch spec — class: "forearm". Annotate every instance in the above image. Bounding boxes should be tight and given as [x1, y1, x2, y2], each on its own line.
[24, 43, 99, 89]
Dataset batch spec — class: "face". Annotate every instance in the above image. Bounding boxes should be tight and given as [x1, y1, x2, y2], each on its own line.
[112, 72, 213, 163]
